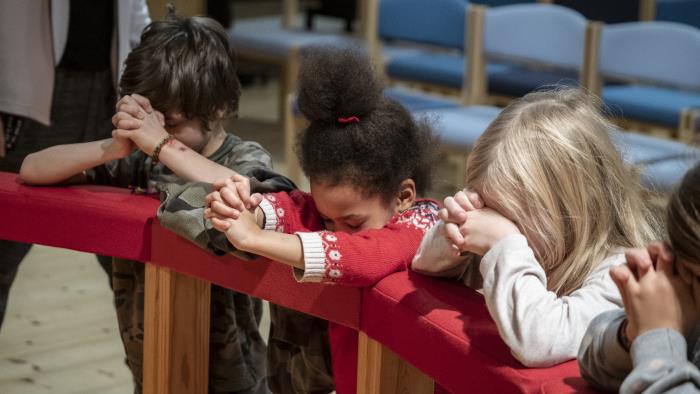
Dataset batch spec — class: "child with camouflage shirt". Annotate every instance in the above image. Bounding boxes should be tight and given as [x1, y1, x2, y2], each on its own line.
[19, 11, 292, 394]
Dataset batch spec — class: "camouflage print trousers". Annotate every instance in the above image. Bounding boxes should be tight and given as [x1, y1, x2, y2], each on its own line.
[266, 304, 335, 394]
[112, 258, 269, 393]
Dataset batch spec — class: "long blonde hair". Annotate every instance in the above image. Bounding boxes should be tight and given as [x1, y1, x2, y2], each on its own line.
[466, 88, 657, 296]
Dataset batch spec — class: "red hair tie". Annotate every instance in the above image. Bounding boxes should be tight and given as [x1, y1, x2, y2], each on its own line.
[337, 116, 360, 124]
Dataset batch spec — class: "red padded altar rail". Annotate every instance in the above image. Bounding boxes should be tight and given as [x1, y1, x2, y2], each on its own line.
[0, 171, 361, 329]
[150, 222, 362, 329]
[0, 172, 159, 261]
[363, 272, 597, 394]
[0, 171, 597, 392]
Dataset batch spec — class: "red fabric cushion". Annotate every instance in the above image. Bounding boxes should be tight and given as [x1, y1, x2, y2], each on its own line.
[1, 171, 598, 391]
[362, 271, 598, 394]
[151, 222, 362, 329]
[0, 172, 158, 261]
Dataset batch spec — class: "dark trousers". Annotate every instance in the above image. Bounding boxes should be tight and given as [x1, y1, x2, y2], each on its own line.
[0, 68, 116, 330]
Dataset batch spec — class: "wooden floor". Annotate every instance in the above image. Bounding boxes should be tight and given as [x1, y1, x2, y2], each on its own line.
[0, 246, 133, 394]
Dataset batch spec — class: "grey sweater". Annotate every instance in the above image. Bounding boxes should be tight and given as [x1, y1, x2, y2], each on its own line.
[578, 309, 700, 393]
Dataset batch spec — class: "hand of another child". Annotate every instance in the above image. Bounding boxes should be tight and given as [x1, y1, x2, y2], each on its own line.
[204, 191, 263, 251]
[220, 208, 263, 252]
[440, 189, 485, 250]
[612, 243, 700, 343]
[204, 180, 263, 223]
[212, 174, 264, 212]
[451, 207, 521, 256]
[440, 189, 484, 224]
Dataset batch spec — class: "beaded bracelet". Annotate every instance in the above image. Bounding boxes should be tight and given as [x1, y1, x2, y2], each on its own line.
[151, 134, 174, 163]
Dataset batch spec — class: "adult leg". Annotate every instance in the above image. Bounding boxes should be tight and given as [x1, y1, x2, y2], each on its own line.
[0, 241, 32, 330]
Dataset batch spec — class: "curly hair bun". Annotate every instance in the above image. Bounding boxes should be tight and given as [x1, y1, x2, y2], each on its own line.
[297, 46, 383, 124]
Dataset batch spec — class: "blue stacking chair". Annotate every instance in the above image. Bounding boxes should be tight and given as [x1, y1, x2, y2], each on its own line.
[378, 0, 470, 97]
[373, 0, 508, 151]
[466, 3, 593, 104]
[611, 130, 700, 192]
[590, 21, 700, 141]
[656, 0, 700, 29]
[473, 0, 537, 5]
[638, 155, 700, 192]
[551, 0, 657, 23]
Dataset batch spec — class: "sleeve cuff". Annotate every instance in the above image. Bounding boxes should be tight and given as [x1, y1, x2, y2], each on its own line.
[606, 314, 633, 361]
[480, 233, 529, 269]
[259, 198, 278, 231]
[631, 328, 688, 367]
[293, 232, 326, 282]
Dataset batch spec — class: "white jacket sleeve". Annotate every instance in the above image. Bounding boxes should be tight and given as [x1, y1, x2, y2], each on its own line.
[411, 220, 471, 279]
[480, 234, 624, 367]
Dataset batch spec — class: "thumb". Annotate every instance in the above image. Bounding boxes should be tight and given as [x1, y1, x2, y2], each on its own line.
[250, 193, 264, 208]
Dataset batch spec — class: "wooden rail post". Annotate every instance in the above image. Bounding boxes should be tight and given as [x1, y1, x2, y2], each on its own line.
[143, 263, 211, 394]
[357, 332, 434, 394]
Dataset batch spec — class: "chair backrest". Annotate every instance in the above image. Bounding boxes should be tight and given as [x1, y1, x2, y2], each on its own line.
[483, 4, 588, 70]
[656, 0, 700, 29]
[599, 21, 700, 90]
[378, 0, 469, 50]
[553, 0, 657, 23]
[474, 0, 537, 5]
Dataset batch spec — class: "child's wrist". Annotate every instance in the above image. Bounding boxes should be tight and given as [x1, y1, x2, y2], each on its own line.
[102, 139, 127, 160]
[151, 134, 174, 162]
[237, 226, 264, 253]
[255, 207, 265, 228]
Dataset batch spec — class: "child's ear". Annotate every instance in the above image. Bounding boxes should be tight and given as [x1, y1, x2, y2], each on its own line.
[396, 179, 416, 211]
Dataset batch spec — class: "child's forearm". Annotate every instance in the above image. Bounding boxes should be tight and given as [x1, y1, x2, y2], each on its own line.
[19, 139, 120, 185]
[158, 139, 239, 183]
[241, 230, 305, 270]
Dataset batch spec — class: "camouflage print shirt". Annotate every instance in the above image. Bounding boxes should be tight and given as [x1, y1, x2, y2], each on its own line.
[86, 133, 295, 254]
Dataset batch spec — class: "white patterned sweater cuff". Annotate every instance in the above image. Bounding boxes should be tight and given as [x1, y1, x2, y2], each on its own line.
[293, 232, 326, 282]
[259, 198, 278, 231]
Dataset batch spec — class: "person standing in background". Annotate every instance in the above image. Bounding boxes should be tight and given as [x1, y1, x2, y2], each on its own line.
[0, 0, 150, 330]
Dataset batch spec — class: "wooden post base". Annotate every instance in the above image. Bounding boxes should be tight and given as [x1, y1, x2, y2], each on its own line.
[357, 332, 434, 394]
[143, 263, 211, 394]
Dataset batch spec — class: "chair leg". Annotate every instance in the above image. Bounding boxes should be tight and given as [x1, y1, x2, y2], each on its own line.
[679, 108, 699, 144]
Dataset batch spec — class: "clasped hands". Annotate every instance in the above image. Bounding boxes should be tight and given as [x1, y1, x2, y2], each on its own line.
[439, 189, 521, 257]
[613, 243, 700, 345]
[203, 174, 266, 251]
[106, 94, 169, 158]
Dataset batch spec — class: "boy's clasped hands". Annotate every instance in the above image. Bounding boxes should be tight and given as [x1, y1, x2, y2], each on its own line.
[107, 93, 170, 159]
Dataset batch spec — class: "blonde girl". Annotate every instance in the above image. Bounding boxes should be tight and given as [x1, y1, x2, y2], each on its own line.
[412, 88, 658, 367]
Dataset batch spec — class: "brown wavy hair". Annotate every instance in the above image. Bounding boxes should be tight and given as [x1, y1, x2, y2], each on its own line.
[119, 7, 241, 130]
[667, 163, 700, 264]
